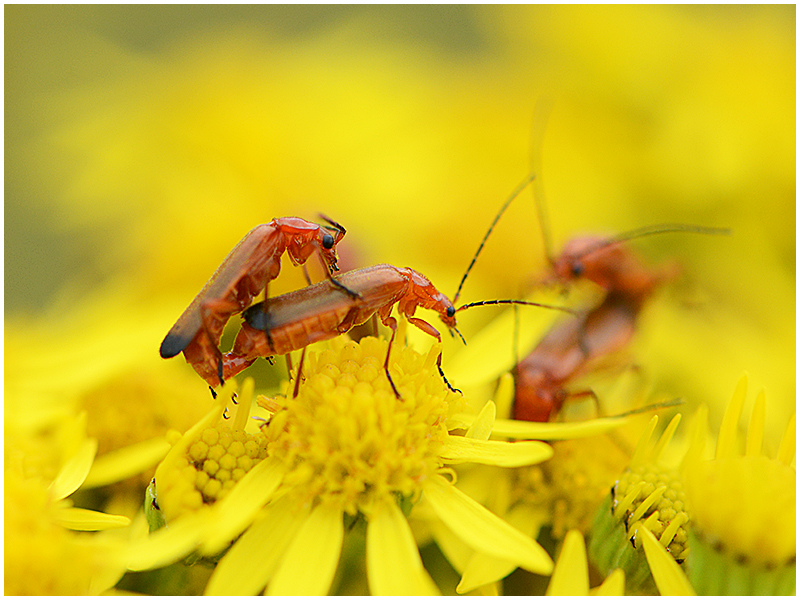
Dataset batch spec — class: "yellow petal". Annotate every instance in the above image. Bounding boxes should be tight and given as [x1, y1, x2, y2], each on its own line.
[83, 436, 171, 488]
[638, 526, 695, 596]
[423, 474, 553, 575]
[52, 505, 131, 531]
[466, 401, 496, 440]
[593, 568, 625, 595]
[546, 529, 589, 595]
[231, 378, 255, 432]
[124, 509, 208, 571]
[205, 497, 307, 595]
[744, 390, 766, 457]
[776, 412, 795, 466]
[440, 435, 553, 467]
[459, 552, 515, 594]
[200, 456, 286, 555]
[457, 504, 544, 593]
[492, 416, 626, 440]
[716, 374, 747, 459]
[428, 516, 474, 574]
[49, 437, 98, 501]
[367, 500, 440, 595]
[268, 502, 344, 595]
[493, 372, 516, 419]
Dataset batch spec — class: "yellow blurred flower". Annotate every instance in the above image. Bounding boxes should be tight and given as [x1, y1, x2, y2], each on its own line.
[590, 374, 796, 595]
[590, 413, 688, 593]
[6, 5, 793, 595]
[5, 413, 130, 594]
[679, 375, 796, 595]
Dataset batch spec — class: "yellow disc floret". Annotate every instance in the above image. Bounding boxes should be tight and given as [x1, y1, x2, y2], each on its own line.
[614, 464, 690, 562]
[157, 422, 269, 522]
[259, 336, 461, 518]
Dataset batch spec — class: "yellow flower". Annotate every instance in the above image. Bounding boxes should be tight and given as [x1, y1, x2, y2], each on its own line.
[5, 413, 131, 594]
[445, 370, 664, 594]
[6, 6, 793, 596]
[546, 529, 626, 595]
[679, 374, 796, 595]
[589, 412, 688, 594]
[590, 374, 796, 596]
[125, 333, 555, 594]
[6, 293, 213, 520]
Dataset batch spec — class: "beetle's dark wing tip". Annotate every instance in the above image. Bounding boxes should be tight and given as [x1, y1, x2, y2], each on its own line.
[243, 301, 272, 331]
[160, 334, 189, 358]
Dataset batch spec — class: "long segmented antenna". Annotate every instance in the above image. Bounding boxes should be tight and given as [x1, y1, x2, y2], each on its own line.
[317, 213, 347, 236]
[570, 224, 732, 263]
[448, 325, 467, 345]
[455, 298, 578, 317]
[452, 172, 537, 304]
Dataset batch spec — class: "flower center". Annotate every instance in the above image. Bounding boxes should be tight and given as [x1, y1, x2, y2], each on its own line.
[684, 455, 795, 568]
[158, 422, 270, 522]
[612, 463, 689, 561]
[258, 336, 459, 517]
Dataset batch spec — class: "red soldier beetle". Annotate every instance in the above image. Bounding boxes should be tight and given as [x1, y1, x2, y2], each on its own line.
[511, 293, 638, 421]
[218, 263, 573, 397]
[449, 114, 729, 422]
[461, 183, 728, 421]
[159, 215, 357, 390]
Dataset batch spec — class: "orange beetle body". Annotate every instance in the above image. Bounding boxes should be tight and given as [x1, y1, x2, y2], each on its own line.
[160, 216, 349, 385]
[218, 264, 458, 390]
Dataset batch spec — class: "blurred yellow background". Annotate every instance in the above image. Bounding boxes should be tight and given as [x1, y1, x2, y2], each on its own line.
[6, 6, 795, 442]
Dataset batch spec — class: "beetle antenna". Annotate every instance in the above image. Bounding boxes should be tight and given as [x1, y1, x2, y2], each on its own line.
[447, 325, 466, 345]
[572, 224, 732, 263]
[318, 213, 346, 235]
[456, 298, 577, 317]
[453, 172, 537, 304]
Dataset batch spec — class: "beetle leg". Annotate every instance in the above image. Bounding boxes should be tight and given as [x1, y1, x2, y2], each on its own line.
[301, 264, 313, 286]
[562, 388, 600, 417]
[316, 252, 361, 298]
[406, 317, 461, 395]
[374, 308, 402, 398]
[382, 324, 402, 400]
[285, 353, 294, 379]
[370, 313, 379, 337]
[293, 347, 307, 398]
[337, 304, 366, 334]
[405, 316, 442, 343]
[198, 297, 241, 388]
[435, 351, 461, 395]
[330, 276, 361, 299]
[217, 355, 226, 387]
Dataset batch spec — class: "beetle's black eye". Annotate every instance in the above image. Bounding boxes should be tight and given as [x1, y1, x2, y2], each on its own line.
[322, 233, 335, 249]
[571, 262, 584, 277]
[446, 306, 455, 318]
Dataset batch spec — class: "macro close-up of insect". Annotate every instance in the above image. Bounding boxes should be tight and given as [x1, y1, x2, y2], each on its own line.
[7, 6, 792, 597]
[159, 215, 355, 388]
[443, 101, 733, 424]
